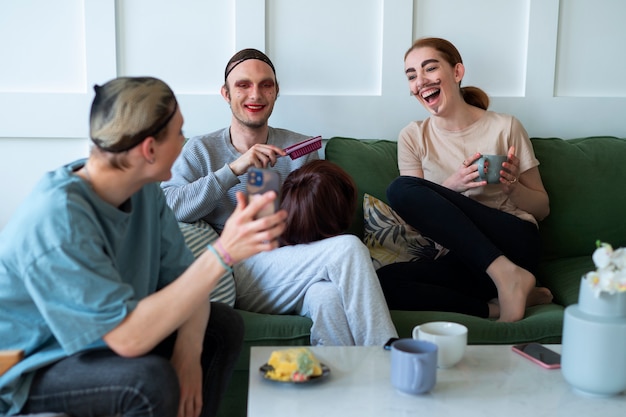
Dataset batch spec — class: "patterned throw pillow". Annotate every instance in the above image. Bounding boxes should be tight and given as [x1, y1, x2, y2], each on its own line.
[178, 220, 236, 307]
[363, 193, 448, 270]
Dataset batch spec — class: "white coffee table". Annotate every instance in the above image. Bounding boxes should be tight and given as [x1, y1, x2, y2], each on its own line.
[248, 345, 625, 417]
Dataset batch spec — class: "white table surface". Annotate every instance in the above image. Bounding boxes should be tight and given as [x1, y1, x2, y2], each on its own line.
[248, 345, 626, 417]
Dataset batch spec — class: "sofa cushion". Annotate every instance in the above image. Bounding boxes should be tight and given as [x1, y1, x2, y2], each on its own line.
[325, 137, 399, 238]
[363, 193, 447, 269]
[532, 136, 626, 260]
[391, 303, 564, 345]
[234, 310, 312, 371]
[537, 256, 594, 306]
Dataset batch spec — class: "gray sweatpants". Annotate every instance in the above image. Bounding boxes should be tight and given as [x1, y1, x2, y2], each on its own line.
[234, 235, 398, 346]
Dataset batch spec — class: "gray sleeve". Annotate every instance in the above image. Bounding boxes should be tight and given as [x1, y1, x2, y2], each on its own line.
[162, 128, 318, 229]
[161, 132, 240, 224]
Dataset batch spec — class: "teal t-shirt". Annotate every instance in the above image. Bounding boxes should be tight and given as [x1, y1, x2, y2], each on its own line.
[0, 159, 194, 414]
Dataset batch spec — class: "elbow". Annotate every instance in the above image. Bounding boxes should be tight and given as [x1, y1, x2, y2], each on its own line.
[536, 202, 550, 222]
[110, 344, 148, 359]
[103, 332, 152, 358]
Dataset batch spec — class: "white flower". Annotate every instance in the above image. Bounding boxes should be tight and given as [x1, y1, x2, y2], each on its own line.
[592, 242, 613, 268]
[585, 242, 626, 296]
[612, 248, 626, 270]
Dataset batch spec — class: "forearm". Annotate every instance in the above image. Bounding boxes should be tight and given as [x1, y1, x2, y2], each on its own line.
[103, 250, 225, 357]
[172, 301, 210, 361]
[508, 184, 550, 221]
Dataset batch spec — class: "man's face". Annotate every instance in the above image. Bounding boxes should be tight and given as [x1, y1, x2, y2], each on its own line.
[222, 59, 278, 129]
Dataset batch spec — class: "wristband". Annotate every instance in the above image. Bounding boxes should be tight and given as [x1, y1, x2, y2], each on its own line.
[206, 244, 233, 274]
[214, 239, 233, 265]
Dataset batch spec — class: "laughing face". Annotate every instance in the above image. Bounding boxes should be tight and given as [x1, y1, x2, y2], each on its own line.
[222, 59, 279, 129]
[404, 47, 464, 117]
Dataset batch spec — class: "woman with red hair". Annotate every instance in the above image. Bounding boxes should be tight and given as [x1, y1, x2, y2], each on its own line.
[377, 37, 553, 322]
[280, 160, 357, 245]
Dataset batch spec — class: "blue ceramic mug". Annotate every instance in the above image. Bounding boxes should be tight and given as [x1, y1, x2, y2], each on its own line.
[390, 339, 438, 395]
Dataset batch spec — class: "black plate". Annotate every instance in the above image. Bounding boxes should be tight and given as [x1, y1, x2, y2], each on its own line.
[259, 362, 331, 384]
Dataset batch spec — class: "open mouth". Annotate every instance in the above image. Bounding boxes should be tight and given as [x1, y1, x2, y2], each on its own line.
[421, 88, 440, 104]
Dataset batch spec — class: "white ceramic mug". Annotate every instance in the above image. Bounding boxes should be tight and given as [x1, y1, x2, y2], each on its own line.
[412, 321, 468, 368]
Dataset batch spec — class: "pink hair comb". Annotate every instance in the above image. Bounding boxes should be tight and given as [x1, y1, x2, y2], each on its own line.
[283, 136, 322, 160]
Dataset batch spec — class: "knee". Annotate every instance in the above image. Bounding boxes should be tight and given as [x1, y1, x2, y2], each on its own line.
[328, 234, 370, 259]
[387, 176, 426, 209]
[304, 282, 341, 309]
[329, 234, 364, 248]
[119, 356, 180, 416]
[208, 302, 244, 348]
[203, 303, 245, 370]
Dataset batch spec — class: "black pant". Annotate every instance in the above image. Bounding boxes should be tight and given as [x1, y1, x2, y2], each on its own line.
[21, 302, 244, 417]
[377, 176, 540, 318]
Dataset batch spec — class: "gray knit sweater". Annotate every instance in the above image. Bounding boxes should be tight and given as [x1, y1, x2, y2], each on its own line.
[161, 127, 318, 232]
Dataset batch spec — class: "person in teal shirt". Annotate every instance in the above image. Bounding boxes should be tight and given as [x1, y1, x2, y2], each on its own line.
[0, 76, 287, 417]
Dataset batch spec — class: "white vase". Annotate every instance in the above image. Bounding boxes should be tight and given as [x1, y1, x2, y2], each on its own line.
[561, 277, 626, 396]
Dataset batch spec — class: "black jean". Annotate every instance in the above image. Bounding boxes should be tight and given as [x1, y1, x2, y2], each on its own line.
[377, 176, 541, 318]
[20, 302, 244, 417]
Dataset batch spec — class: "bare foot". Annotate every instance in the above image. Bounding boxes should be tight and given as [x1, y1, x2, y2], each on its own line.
[497, 269, 535, 322]
[487, 257, 536, 323]
[526, 287, 553, 307]
[487, 287, 552, 320]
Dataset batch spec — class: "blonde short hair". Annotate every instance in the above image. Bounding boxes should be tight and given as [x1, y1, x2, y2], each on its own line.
[90, 77, 177, 154]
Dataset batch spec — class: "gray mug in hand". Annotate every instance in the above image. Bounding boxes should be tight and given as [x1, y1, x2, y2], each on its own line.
[475, 154, 507, 184]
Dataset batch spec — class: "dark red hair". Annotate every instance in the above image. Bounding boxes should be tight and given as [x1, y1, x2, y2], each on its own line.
[280, 160, 357, 245]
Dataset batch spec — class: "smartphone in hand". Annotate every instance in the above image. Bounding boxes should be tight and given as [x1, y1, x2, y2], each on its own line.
[512, 343, 561, 369]
[246, 168, 280, 219]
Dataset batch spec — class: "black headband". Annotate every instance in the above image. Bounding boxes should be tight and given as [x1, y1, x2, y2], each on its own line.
[224, 48, 276, 81]
[92, 100, 178, 153]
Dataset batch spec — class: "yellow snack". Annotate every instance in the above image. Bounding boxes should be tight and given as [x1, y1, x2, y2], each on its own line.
[265, 347, 323, 382]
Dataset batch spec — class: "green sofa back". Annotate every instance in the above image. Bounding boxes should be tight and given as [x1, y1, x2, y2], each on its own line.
[325, 136, 626, 261]
[531, 137, 626, 259]
[324, 137, 399, 239]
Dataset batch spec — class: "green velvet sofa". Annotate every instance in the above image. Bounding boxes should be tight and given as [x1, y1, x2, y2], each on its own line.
[218, 135, 626, 417]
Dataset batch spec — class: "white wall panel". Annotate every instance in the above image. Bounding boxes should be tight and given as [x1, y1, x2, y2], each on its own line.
[117, 0, 233, 94]
[555, 0, 626, 97]
[265, 0, 415, 139]
[414, 0, 529, 97]
[268, 0, 384, 96]
[233, 0, 265, 51]
[0, 0, 116, 138]
[524, 0, 559, 97]
[0, 0, 86, 92]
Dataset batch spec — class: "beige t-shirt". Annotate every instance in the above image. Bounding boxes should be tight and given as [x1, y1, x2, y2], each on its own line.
[398, 111, 539, 226]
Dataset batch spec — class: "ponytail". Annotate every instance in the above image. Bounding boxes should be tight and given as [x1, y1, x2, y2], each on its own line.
[461, 86, 489, 110]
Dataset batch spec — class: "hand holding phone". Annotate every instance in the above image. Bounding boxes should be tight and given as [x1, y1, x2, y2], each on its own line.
[246, 168, 280, 219]
[512, 343, 561, 369]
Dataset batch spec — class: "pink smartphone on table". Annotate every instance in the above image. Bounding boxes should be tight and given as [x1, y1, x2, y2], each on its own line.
[512, 343, 561, 369]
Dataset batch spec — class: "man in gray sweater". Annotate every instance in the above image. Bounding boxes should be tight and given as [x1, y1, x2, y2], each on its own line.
[161, 48, 397, 346]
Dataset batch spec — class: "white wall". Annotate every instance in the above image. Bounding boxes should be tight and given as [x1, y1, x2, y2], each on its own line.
[1, 0, 625, 229]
